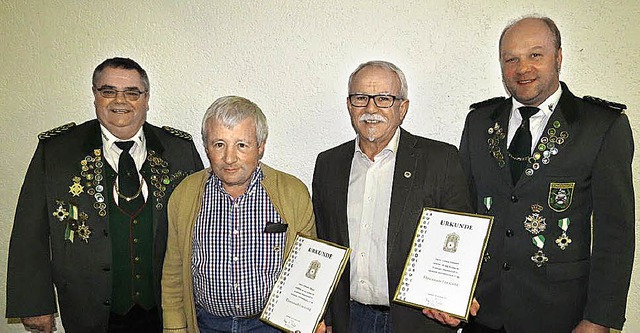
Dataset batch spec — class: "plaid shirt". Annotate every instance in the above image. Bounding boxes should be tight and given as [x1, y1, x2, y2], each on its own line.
[192, 165, 286, 317]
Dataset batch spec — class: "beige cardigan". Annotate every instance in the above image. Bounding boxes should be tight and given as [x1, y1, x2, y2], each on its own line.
[161, 164, 316, 333]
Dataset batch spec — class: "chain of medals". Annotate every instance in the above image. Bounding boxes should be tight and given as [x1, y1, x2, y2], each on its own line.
[487, 120, 569, 177]
[147, 150, 186, 210]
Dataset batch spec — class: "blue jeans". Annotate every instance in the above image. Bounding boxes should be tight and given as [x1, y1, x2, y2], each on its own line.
[349, 301, 392, 333]
[196, 306, 280, 333]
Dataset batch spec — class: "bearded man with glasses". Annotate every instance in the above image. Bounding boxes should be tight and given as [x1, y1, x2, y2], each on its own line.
[6, 57, 204, 333]
[313, 60, 475, 333]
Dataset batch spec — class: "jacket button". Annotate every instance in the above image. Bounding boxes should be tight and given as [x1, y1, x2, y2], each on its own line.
[502, 262, 511, 271]
[505, 229, 514, 237]
[103, 300, 111, 306]
[510, 194, 518, 202]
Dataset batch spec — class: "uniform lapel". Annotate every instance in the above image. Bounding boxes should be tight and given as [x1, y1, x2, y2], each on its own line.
[386, 129, 418, 262]
[487, 99, 514, 188]
[141, 123, 166, 242]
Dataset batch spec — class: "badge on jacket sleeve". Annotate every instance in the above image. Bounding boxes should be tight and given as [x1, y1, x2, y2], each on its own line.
[548, 182, 575, 212]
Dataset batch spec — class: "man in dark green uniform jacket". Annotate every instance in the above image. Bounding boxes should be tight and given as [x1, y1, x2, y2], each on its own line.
[460, 16, 634, 333]
[6, 57, 204, 333]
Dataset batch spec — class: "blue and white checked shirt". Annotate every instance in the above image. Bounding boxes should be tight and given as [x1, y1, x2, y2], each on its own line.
[192, 165, 286, 317]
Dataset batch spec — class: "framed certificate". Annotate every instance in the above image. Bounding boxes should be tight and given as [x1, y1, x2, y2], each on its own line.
[393, 208, 493, 320]
[261, 234, 350, 333]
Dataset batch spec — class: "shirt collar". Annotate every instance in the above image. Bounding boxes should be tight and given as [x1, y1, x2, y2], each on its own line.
[100, 124, 145, 152]
[354, 127, 401, 160]
[511, 84, 563, 117]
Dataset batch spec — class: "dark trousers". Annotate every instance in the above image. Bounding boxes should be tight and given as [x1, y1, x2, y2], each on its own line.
[349, 301, 392, 333]
[108, 305, 162, 333]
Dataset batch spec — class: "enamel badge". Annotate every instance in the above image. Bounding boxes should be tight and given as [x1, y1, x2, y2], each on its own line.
[548, 182, 575, 212]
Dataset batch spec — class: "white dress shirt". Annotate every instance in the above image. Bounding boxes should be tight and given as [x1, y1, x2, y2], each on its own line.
[347, 128, 400, 306]
[507, 85, 563, 154]
[100, 124, 149, 203]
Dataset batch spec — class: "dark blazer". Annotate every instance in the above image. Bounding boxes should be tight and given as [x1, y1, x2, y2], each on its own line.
[459, 83, 634, 332]
[313, 128, 472, 332]
[6, 119, 204, 332]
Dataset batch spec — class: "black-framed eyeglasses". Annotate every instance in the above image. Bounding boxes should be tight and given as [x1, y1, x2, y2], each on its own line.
[348, 94, 402, 108]
[94, 87, 147, 101]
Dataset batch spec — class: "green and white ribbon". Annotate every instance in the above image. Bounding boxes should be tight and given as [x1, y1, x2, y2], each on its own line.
[483, 197, 493, 211]
[532, 235, 545, 249]
[558, 217, 570, 231]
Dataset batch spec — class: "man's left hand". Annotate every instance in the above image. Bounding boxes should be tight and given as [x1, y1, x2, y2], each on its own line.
[422, 298, 480, 327]
[572, 320, 609, 333]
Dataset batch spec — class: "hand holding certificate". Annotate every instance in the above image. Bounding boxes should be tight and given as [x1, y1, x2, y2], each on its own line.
[394, 208, 493, 321]
[261, 235, 350, 333]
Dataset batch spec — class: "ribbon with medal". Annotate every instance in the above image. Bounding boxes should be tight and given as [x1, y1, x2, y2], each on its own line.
[531, 235, 548, 267]
[524, 204, 548, 267]
[555, 218, 572, 250]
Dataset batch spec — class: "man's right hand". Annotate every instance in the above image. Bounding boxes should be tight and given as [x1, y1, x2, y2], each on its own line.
[21, 314, 55, 333]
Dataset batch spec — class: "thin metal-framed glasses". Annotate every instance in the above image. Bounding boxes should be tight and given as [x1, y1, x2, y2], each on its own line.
[94, 87, 147, 101]
[348, 94, 401, 108]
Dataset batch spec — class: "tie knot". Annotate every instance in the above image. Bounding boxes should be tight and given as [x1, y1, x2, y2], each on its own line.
[519, 106, 540, 120]
[115, 141, 134, 152]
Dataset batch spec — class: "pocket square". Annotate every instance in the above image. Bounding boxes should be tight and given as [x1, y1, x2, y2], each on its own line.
[264, 222, 288, 233]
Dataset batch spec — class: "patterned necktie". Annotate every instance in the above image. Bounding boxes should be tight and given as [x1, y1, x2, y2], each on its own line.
[115, 141, 143, 213]
[508, 106, 540, 184]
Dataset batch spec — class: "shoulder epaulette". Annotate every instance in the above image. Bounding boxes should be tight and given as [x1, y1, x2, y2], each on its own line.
[38, 122, 76, 140]
[583, 96, 627, 113]
[162, 126, 193, 141]
[470, 97, 507, 110]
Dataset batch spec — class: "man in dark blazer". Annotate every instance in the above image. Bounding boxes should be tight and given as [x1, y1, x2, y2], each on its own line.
[6, 57, 204, 333]
[459, 17, 634, 333]
[313, 60, 473, 333]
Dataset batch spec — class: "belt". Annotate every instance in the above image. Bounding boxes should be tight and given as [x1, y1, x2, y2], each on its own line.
[353, 300, 390, 312]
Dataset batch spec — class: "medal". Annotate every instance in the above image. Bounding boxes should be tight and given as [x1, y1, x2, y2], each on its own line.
[53, 200, 69, 222]
[76, 212, 91, 243]
[524, 204, 546, 234]
[483, 196, 493, 211]
[69, 176, 84, 197]
[531, 235, 548, 267]
[555, 218, 572, 250]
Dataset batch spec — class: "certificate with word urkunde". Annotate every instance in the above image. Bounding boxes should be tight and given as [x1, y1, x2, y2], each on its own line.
[261, 234, 350, 333]
[393, 207, 493, 320]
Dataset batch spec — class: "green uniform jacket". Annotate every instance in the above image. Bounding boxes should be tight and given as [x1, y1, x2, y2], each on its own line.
[6, 119, 204, 332]
[459, 83, 635, 332]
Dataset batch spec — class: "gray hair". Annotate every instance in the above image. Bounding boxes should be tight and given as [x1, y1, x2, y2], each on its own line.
[348, 60, 408, 100]
[201, 95, 268, 147]
[499, 15, 562, 52]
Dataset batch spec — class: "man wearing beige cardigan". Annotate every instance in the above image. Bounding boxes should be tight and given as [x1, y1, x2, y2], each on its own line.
[161, 96, 318, 333]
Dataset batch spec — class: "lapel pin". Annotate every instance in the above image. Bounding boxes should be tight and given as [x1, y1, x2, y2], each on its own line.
[404, 171, 411, 178]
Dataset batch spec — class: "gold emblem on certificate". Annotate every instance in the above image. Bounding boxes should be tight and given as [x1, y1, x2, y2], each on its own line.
[305, 260, 321, 280]
[443, 233, 460, 253]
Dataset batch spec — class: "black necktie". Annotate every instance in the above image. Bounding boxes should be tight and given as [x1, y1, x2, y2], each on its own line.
[115, 141, 143, 213]
[508, 106, 540, 184]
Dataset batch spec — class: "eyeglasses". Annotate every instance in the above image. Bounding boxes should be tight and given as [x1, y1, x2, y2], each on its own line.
[349, 94, 402, 108]
[94, 87, 147, 101]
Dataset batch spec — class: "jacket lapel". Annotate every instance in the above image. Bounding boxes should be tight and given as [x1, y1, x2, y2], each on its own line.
[334, 142, 355, 247]
[386, 128, 418, 262]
